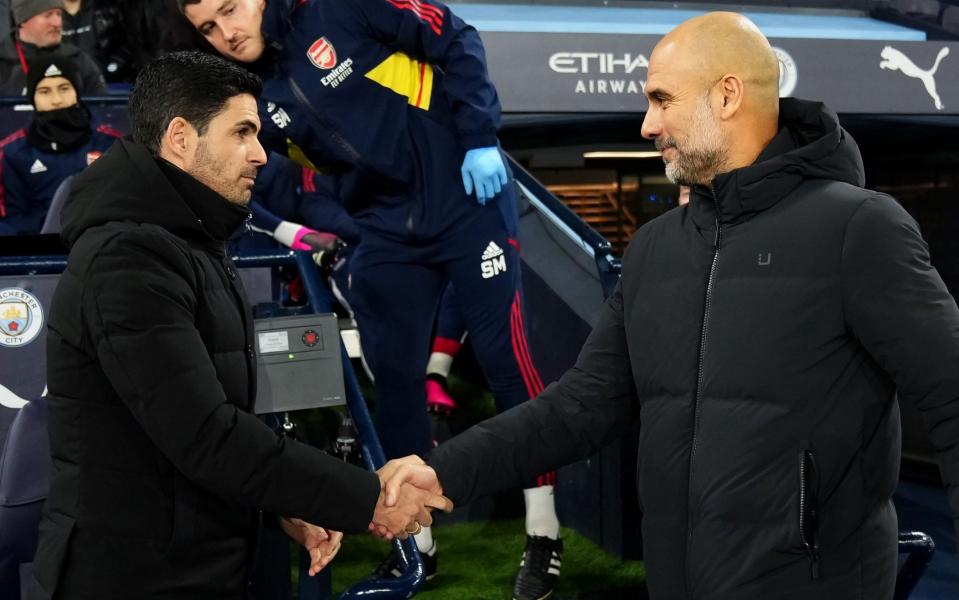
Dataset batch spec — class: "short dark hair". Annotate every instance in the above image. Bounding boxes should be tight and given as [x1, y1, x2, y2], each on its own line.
[177, 0, 200, 10]
[128, 50, 262, 155]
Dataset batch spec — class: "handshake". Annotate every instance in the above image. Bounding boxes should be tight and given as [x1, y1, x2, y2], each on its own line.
[283, 456, 450, 577]
[369, 455, 452, 540]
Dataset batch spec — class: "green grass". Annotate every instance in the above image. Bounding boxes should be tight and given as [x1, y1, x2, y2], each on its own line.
[330, 520, 646, 599]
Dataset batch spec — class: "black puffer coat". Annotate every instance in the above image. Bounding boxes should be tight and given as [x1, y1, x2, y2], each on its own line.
[30, 139, 380, 599]
[430, 99, 959, 600]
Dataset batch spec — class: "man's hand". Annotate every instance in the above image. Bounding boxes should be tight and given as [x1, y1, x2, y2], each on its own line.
[461, 147, 507, 206]
[367, 456, 451, 540]
[278, 517, 343, 576]
[368, 463, 453, 540]
[379, 456, 443, 506]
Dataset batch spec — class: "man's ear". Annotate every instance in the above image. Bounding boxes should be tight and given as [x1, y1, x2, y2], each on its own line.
[160, 117, 197, 167]
[717, 74, 745, 121]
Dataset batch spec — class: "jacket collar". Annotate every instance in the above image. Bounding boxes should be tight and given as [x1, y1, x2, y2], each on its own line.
[156, 159, 251, 244]
[688, 98, 864, 230]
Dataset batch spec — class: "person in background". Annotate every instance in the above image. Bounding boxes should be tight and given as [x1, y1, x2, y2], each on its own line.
[0, 53, 117, 234]
[0, 0, 106, 95]
[60, 0, 129, 81]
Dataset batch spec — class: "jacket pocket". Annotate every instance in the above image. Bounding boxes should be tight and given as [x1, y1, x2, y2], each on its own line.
[798, 448, 821, 580]
[27, 514, 76, 599]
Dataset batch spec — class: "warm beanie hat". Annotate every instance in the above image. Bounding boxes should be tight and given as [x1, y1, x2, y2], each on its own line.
[26, 53, 80, 102]
[12, 0, 63, 26]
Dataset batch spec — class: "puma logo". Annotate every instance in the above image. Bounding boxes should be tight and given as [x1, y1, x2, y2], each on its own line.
[880, 46, 950, 111]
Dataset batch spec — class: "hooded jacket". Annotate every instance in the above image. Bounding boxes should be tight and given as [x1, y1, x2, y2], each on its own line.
[429, 99, 959, 600]
[30, 139, 380, 599]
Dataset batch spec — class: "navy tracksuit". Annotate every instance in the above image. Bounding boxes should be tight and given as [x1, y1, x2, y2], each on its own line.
[257, 0, 551, 466]
[0, 125, 119, 235]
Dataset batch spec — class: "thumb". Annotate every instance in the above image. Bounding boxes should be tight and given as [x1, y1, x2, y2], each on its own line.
[427, 493, 455, 513]
[461, 165, 473, 196]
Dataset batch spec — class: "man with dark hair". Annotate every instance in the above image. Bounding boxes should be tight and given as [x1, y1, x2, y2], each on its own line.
[0, 53, 118, 234]
[380, 12, 959, 600]
[0, 0, 105, 95]
[179, 3, 563, 594]
[30, 50, 449, 599]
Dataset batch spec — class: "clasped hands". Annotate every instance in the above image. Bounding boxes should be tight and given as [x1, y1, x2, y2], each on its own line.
[369, 455, 452, 540]
[279, 456, 449, 576]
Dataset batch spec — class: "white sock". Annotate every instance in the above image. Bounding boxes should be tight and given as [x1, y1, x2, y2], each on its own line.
[414, 526, 435, 554]
[524, 485, 560, 539]
[426, 352, 454, 378]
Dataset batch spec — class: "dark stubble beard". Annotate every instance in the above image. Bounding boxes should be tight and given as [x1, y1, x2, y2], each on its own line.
[656, 96, 730, 187]
[190, 139, 256, 206]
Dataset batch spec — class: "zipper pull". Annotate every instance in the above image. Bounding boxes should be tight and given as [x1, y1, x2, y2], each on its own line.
[808, 546, 821, 580]
[713, 219, 720, 249]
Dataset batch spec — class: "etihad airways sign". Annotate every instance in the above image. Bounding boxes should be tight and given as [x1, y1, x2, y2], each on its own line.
[548, 52, 649, 95]
[479, 31, 959, 114]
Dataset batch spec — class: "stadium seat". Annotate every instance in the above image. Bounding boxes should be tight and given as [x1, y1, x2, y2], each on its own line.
[40, 176, 74, 235]
[0, 397, 50, 598]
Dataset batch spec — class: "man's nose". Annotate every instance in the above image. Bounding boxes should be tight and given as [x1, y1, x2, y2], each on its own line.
[249, 138, 268, 166]
[641, 109, 661, 140]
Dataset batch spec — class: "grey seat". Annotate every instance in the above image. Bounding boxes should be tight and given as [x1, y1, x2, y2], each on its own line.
[39, 176, 73, 235]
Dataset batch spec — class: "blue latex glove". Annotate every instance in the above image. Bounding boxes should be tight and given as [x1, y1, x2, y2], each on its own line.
[461, 147, 508, 205]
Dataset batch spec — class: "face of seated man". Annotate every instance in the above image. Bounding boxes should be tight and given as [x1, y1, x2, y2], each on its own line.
[19, 8, 63, 47]
[33, 76, 77, 112]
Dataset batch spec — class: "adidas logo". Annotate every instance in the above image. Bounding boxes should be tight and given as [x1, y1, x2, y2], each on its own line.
[29, 159, 47, 174]
[481, 241, 503, 261]
[44, 64, 63, 77]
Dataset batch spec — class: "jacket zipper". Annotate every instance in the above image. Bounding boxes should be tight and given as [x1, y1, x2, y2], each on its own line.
[799, 449, 822, 579]
[685, 185, 723, 595]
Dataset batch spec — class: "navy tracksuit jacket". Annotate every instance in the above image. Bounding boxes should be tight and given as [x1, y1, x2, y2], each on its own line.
[0, 125, 119, 235]
[256, 0, 553, 478]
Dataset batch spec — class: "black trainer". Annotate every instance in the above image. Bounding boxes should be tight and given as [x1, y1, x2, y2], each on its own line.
[513, 535, 563, 600]
[371, 542, 437, 581]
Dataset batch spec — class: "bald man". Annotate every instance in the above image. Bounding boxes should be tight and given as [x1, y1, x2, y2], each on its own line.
[379, 12, 959, 600]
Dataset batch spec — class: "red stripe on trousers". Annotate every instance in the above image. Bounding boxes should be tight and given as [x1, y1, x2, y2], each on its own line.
[513, 292, 545, 393]
[511, 294, 542, 395]
[507, 238, 520, 252]
[510, 297, 537, 399]
[385, 0, 443, 35]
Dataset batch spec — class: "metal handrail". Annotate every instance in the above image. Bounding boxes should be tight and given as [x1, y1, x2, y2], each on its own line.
[507, 156, 622, 298]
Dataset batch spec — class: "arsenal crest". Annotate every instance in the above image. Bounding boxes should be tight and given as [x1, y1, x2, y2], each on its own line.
[307, 37, 338, 70]
[0, 288, 43, 347]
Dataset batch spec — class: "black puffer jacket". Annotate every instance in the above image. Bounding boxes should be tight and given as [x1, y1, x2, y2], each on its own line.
[30, 139, 380, 599]
[430, 99, 959, 600]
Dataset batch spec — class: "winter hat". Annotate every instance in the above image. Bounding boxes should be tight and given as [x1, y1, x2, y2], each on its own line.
[12, 0, 63, 26]
[26, 53, 81, 103]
